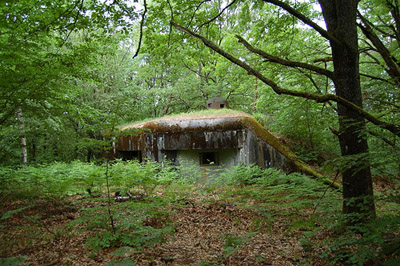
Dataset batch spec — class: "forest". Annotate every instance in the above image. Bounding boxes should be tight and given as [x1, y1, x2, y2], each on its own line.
[0, 0, 399, 265]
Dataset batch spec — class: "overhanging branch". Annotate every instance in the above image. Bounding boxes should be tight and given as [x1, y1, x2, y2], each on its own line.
[235, 35, 334, 79]
[199, 0, 237, 29]
[171, 22, 400, 138]
[133, 0, 147, 60]
[262, 0, 343, 48]
[358, 11, 400, 83]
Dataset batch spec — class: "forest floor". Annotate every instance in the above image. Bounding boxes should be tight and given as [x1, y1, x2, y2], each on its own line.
[0, 180, 398, 266]
[1, 187, 330, 266]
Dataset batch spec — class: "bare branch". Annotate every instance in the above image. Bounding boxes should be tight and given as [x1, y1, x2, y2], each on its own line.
[380, 100, 400, 110]
[297, 68, 337, 112]
[62, 0, 85, 46]
[360, 73, 396, 85]
[199, 0, 237, 29]
[133, 0, 147, 60]
[167, 0, 174, 45]
[236, 35, 334, 79]
[313, 57, 332, 63]
[262, 0, 343, 48]
[362, 50, 382, 65]
[171, 22, 400, 137]
[181, 60, 216, 83]
[188, 0, 211, 27]
[360, 47, 397, 81]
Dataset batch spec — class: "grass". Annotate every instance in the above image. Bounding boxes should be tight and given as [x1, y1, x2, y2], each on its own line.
[117, 108, 250, 128]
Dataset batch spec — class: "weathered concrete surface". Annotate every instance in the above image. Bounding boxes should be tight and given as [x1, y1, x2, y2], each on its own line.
[113, 111, 289, 170]
[206, 97, 229, 109]
[110, 110, 339, 188]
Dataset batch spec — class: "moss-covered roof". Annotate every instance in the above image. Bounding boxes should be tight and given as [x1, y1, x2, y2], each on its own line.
[118, 109, 252, 132]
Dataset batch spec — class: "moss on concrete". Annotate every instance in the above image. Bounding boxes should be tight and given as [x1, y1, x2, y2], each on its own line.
[241, 116, 340, 189]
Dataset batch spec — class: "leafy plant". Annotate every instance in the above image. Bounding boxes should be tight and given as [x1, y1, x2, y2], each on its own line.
[301, 194, 400, 265]
[71, 198, 174, 252]
[104, 257, 137, 266]
[216, 163, 265, 186]
[223, 232, 257, 257]
[109, 160, 162, 196]
[0, 256, 28, 266]
[0, 162, 108, 200]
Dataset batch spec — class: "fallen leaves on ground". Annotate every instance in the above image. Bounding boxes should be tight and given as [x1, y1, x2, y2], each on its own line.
[0, 190, 328, 265]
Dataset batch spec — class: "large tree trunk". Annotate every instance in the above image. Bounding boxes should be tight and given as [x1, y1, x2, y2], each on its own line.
[319, 0, 375, 218]
[16, 107, 27, 164]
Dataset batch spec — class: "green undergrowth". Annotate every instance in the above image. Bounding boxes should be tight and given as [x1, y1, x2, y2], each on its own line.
[69, 198, 174, 253]
[1, 161, 399, 265]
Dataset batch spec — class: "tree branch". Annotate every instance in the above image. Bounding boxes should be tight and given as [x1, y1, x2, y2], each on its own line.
[62, 0, 84, 46]
[297, 68, 338, 113]
[358, 12, 400, 83]
[188, 0, 211, 27]
[360, 72, 396, 85]
[388, 0, 400, 44]
[262, 0, 343, 48]
[380, 100, 400, 110]
[235, 35, 334, 79]
[199, 0, 237, 29]
[133, 0, 147, 60]
[367, 129, 396, 148]
[171, 22, 400, 138]
[181, 60, 216, 83]
[167, 0, 174, 45]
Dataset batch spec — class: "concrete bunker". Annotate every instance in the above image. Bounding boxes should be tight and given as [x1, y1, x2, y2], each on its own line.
[110, 110, 293, 174]
[108, 109, 340, 188]
[109, 109, 340, 188]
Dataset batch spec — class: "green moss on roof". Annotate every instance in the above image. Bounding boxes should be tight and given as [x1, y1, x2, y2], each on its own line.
[119, 109, 245, 127]
[118, 109, 251, 131]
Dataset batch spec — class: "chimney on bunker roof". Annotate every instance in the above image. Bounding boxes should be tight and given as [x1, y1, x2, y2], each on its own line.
[206, 97, 229, 109]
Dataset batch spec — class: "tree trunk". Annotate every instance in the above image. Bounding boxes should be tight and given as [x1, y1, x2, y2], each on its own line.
[32, 142, 36, 162]
[16, 107, 27, 164]
[319, 0, 375, 218]
[253, 77, 258, 113]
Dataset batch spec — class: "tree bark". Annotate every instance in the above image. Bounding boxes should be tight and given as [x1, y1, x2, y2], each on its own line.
[253, 77, 258, 113]
[16, 107, 27, 164]
[319, 0, 375, 217]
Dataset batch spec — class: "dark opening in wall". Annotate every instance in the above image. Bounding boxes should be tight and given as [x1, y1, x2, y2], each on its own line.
[220, 104, 225, 108]
[200, 152, 219, 165]
[117, 150, 142, 162]
[164, 150, 178, 165]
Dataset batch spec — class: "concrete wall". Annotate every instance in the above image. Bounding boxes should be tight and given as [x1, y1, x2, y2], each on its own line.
[115, 128, 289, 174]
[176, 148, 239, 169]
[175, 148, 238, 179]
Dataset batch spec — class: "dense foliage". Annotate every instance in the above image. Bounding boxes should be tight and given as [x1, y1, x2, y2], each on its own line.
[1, 1, 398, 173]
[1, 0, 400, 264]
